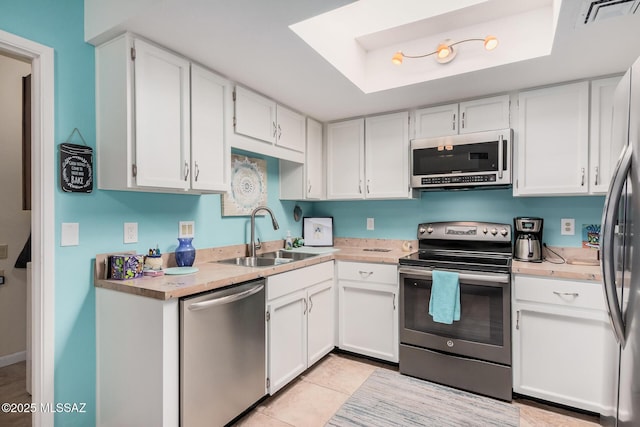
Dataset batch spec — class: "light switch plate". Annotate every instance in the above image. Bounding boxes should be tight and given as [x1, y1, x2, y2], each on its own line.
[367, 218, 374, 231]
[0, 244, 7, 259]
[124, 222, 138, 244]
[179, 221, 195, 238]
[561, 218, 575, 236]
[61, 223, 80, 246]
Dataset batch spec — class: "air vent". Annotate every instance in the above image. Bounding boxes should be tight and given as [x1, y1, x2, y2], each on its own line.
[577, 0, 640, 25]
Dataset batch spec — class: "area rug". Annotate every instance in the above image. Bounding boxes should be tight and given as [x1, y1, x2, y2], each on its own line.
[326, 369, 519, 427]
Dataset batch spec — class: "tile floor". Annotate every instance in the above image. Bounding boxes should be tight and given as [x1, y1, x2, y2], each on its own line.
[234, 353, 601, 427]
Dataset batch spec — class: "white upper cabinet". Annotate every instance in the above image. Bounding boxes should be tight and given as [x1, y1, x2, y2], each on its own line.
[414, 95, 510, 139]
[365, 112, 410, 199]
[589, 76, 622, 194]
[515, 82, 590, 196]
[279, 117, 325, 201]
[327, 112, 412, 200]
[190, 64, 231, 192]
[132, 38, 191, 190]
[233, 86, 306, 162]
[96, 33, 230, 194]
[326, 119, 365, 200]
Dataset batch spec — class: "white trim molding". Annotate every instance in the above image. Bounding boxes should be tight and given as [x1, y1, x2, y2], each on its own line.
[0, 351, 27, 368]
[0, 29, 55, 427]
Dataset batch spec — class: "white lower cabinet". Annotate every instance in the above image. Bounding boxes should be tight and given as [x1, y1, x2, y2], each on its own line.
[512, 275, 618, 414]
[267, 261, 335, 394]
[337, 261, 399, 362]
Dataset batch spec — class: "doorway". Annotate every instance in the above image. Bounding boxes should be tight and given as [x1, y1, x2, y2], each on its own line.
[0, 29, 55, 427]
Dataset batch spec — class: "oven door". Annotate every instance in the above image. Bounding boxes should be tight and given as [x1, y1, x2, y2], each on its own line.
[398, 267, 511, 366]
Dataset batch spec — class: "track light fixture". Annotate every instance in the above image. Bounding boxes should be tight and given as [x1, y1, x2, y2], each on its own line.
[392, 35, 498, 65]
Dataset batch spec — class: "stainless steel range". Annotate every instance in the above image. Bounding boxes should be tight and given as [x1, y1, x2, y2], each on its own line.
[398, 221, 513, 401]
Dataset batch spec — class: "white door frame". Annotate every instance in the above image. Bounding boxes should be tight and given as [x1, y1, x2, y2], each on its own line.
[0, 29, 55, 427]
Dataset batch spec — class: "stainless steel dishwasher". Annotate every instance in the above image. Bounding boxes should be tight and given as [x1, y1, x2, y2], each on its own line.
[180, 278, 266, 426]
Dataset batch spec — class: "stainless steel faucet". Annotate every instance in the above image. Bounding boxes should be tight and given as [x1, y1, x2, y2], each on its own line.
[250, 206, 280, 257]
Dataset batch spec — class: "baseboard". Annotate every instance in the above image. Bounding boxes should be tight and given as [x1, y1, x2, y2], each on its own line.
[0, 351, 26, 368]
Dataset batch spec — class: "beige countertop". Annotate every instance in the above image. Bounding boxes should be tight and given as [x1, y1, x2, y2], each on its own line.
[94, 238, 414, 300]
[512, 260, 602, 282]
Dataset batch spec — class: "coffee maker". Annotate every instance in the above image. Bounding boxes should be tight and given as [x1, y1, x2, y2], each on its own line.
[513, 217, 543, 262]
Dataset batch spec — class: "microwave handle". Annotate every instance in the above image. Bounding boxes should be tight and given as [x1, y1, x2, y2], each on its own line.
[497, 134, 504, 179]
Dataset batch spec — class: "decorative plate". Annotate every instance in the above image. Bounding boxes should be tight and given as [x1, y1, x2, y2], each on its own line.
[164, 267, 199, 275]
[223, 155, 267, 216]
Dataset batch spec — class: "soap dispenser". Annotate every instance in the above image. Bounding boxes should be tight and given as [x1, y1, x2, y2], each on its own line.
[285, 231, 293, 250]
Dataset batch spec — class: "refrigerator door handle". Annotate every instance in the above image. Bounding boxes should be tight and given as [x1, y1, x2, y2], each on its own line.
[601, 144, 632, 347]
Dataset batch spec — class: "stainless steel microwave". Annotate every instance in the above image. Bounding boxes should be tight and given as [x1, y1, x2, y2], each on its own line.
[410, 129, 513, 190]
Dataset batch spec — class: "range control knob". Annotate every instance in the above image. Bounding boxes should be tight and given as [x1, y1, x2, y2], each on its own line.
[482, 228, 488, 234]
[500, 228, 508, 237]
[490, 228, 498, 236]
[426, 226, 434, 234]
[418, 226, 426, 235]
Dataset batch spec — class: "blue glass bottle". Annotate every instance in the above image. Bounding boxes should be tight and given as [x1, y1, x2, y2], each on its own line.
[175, 237, 195, 267]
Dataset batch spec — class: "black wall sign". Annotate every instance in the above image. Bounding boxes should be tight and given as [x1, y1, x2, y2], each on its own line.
[60, 143, 93, 193]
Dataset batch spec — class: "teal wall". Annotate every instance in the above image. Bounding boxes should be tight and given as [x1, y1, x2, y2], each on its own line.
[313, 189, 605, 247]
[0, 2, 604, 425]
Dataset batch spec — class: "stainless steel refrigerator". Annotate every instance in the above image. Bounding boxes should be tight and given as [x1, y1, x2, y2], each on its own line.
[601, 56, 640, 427]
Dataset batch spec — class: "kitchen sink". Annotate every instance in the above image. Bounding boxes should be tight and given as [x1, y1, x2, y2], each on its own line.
[216, 250, 318, 267]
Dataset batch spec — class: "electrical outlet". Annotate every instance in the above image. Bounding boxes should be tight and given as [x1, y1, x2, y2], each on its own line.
[179, 221, 195, 238]
[367, 218, 375, 231]
[124, 222, 138, 244]
[561, 218, 575, 236]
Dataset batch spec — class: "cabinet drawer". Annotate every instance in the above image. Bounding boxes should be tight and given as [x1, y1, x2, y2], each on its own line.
[338, 261, 397, 284]
[267, 261, 334, 301]
[514, 275, 605, 311]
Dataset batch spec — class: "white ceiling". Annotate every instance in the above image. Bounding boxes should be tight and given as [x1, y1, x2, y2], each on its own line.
[87, 0, 640, 122]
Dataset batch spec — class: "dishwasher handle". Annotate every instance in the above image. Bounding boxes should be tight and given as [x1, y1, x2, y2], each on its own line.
[188, 284, 264, 311]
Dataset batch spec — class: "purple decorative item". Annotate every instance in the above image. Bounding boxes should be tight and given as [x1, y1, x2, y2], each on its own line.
[175, 237, 196, 267]
[109, 254, 144, 280]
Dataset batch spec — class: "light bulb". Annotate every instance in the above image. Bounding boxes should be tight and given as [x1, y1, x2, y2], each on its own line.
[484, 35, 498, 51]
[391, 52, 403, 65]
[436, 44, 451, 59]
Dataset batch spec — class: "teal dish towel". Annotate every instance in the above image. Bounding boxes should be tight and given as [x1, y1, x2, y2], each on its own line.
[428, 270, 461, 324]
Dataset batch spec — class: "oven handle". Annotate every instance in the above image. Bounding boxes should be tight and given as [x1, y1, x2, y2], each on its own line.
[398, 267, 510, 284]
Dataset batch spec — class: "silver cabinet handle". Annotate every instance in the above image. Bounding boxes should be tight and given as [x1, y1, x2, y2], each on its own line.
[497, 134, 504, 180]
[581, 167, 585, 186]
[309, 296, 313, 313]
[277, 124, 282, 140]
[461, 112, 465, 129]
[307, 180, 312, 194]
[392, 294, 396, 310]
[601, 144, 632, 346]
[452, 113, 456, 131]
[553, 291, 579, 297]
[358, 180, 363, 194]
[516, 310, 520, 330]
[594, 166, 599, 186]
[273, 121, 277, 138]
[194, 161, 200, 182]
[184, 161, 190, 181]
[303, 298, 308, 315]
[367, 179, 370, 194]
[188, 284, 264, 311]
[358, 270, 373, 278]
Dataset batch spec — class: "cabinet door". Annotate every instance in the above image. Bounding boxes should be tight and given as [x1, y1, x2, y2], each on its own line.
[305, 118, 324, 200]
[338, 281, 398, 362]
[590, 77, 622, 194]
[133, 38, 191, 190]
[307, 279, 335, 366]
[515, 82, 589, 195]
[268, 290, 307, 394]
[326, 119, 365, 199]
[190, 64, 229, 192]
[365, 112, 410, 199]
[513, 305, 616, 413]
[276, 105, 306, 153]
[459, 95, 510, 134]
[414, 104, 458, 138]
[234, 86, 277, 144]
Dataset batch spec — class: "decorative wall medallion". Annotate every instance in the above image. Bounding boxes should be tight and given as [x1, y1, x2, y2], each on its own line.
[222, 155, 267, 216]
